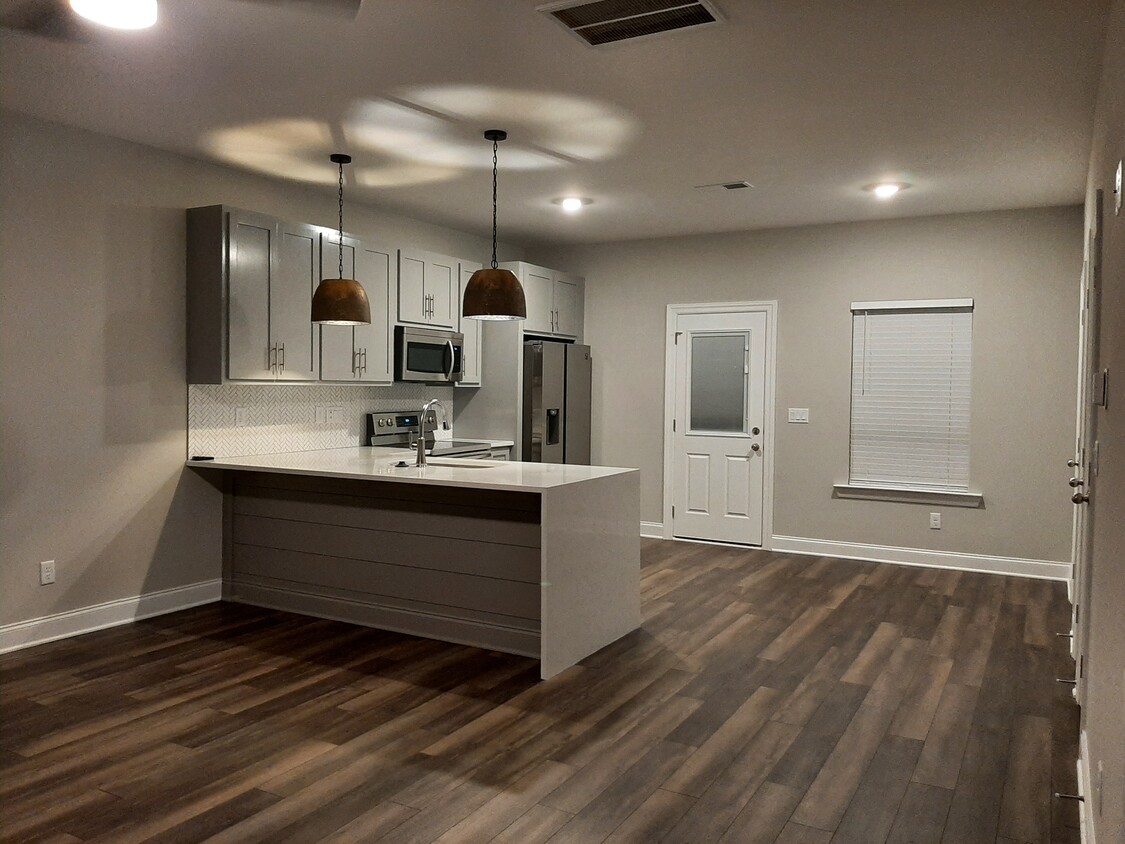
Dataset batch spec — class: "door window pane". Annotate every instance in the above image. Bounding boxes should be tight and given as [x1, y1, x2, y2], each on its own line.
[690, 333, 746, 432]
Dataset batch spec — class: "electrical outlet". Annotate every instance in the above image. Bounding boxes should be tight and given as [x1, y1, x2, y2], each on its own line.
[39, 560, 56, 585]
[235, 407, 249, 427]
[326, 406, 344, 424]
[929, 512, 941, 529]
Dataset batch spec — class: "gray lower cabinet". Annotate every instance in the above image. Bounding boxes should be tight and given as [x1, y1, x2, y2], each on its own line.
[319, 235, 395, 384]
[188, 205, 320, 383]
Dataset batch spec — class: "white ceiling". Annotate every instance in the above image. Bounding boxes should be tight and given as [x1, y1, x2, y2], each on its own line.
[0, 0, 1110, 246]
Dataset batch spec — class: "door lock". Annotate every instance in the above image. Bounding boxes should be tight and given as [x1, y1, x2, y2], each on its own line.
[1069, 478, 1085, 487]
[751, 426, 761, 435]
[1067, 458, 1079, 467]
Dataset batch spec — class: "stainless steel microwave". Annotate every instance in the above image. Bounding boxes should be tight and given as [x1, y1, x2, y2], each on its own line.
[394, 325, 464, 384]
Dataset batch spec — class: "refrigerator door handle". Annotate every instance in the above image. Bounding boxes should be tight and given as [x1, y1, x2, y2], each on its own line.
[546, 408, 561, 445]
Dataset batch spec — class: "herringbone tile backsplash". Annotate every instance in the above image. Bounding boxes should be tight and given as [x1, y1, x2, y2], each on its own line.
[188, 384, 454, 458]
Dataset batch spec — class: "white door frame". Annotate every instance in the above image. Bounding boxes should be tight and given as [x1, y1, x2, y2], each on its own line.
[663, 301, 778, 548]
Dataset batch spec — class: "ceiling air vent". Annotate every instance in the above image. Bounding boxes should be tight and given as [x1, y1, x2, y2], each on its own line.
[694, 180, 754, 192]
[538, 0, 724, 47]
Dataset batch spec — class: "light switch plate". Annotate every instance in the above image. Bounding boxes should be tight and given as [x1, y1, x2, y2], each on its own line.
[929, 512, 941, 529]
[788, 408, 810, 423]
[326, 406, 345, 424]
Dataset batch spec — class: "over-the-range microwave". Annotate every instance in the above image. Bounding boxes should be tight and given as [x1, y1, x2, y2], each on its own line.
[394, 325, 464, 384]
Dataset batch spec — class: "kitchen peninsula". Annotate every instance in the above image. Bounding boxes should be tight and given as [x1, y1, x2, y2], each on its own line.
[190, 448, 640, 679]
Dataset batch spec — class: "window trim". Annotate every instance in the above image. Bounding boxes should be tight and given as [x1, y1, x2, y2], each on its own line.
[832, 482, 984, 507]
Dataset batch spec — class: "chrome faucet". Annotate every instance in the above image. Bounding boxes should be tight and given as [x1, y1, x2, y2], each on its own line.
[415, 398, 447, 467]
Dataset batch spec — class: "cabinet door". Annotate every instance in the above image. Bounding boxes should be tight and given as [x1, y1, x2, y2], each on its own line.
[457, 261, 482, 387]
[522, 265, 555, 334]
[553, 275, 582, 339]
[227, 210, 276, 380]
[425, 254, 457, 328]
[355, 242, 394, 383]
[398, 250, 427, 324]
[319, 234, 359, 381]
[274, 221, 320, 381]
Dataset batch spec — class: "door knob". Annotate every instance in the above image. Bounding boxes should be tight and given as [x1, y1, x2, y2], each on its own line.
[1069, 478, 1085, 487]
[1072, 492, 1090, 504]
[750, 443, 760, 453]
[1067, 459, 1079, 467]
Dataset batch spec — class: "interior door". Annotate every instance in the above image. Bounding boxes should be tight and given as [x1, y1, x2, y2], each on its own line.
[1070, 190, 1103, 702]
[672, 311, 767, 545]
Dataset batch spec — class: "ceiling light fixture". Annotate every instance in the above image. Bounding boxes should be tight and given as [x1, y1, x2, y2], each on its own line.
[462, 130, 527, 321]
[311, 154, 371, 325]
[865, 181, 910, 199]
[554, 197, 592, 213]
[70, 0, 157, 29]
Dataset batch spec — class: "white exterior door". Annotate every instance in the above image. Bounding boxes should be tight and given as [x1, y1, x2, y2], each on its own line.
[671, 310, 768, 545]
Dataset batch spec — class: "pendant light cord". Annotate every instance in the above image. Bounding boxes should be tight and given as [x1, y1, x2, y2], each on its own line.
[491, 138, 499, 269]
[337, 159, 345, 279]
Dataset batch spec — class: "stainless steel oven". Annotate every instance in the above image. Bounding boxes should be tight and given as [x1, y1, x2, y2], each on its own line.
[394, 326, 464, 384]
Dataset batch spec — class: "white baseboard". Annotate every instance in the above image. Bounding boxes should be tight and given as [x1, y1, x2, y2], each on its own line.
[768, 536, 1070, 581]
[1078, 730, 1095, 844]
[0, 580, 223, 654]
[640, 521, 664, 538]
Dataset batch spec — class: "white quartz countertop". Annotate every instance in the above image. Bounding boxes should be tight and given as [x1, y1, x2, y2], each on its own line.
[187, 447, 636, 492]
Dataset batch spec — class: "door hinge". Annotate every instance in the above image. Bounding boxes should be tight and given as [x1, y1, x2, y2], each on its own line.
[1079, 654, 1085, 678]
[673, 419, 676, 432]
[672, 505, 675, 518]
[674, 331, 682, 344]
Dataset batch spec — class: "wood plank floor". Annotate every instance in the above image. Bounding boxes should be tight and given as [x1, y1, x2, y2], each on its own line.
[0, 540, 1081, 843]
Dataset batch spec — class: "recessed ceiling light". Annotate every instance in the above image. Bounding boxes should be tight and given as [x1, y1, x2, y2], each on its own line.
[70, 0, 157, 29]
[553, 197, 592, 213]
[864, 182, 910, 200]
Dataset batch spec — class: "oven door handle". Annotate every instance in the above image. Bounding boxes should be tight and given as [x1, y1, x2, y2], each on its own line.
[445, 340, 455, 380]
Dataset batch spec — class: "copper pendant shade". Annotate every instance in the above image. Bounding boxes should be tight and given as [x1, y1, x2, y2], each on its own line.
[463, 130, 526, 321]
[312, 153, 371, 326]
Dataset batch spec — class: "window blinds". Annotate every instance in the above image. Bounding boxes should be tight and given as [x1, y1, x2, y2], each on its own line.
[850, 301, 973, 491]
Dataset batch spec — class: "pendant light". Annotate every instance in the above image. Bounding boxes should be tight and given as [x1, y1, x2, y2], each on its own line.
[462, 130, 527, 321]
[312, 153, 371, 325]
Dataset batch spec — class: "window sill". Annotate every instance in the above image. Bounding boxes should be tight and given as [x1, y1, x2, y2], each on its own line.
[832, 484, 984, 508]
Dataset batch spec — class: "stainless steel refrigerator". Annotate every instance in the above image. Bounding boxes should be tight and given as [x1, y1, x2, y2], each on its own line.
[522, 341, 592, 464]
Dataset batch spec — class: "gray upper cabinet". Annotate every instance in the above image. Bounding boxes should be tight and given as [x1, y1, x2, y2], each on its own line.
[188, 205, 321, 383]
[457, 260, 483, 388]
[274, 221, 321, 381]
[320, 234, 395, 384]
[499, 262, 585, 341]
[399, 248, 457, 329]
[225, 209, 276, 381]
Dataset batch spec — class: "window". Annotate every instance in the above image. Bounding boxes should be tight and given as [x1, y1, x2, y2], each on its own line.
[847, 299, 974, 494]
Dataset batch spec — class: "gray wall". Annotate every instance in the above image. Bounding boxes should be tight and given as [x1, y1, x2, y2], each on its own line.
[1080, 1, 1125, 840]
[0, 109, 522, 628]
[537, 206, 1082, 562]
